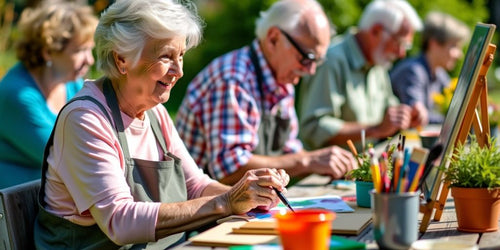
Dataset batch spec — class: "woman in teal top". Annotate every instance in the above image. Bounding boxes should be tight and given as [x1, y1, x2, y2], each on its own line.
[0, 2, 97, 188]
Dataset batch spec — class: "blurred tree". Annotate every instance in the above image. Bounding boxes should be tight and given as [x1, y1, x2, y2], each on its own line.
[0, 0, 13, 51]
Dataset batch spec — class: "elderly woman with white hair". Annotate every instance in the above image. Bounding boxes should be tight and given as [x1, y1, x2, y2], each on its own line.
[34, 0, 289, 249]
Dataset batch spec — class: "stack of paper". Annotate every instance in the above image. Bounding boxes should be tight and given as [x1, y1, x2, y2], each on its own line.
[189, 195, 372, 247]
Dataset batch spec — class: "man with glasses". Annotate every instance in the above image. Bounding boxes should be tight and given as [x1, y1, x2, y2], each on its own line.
[176, 0, 356, 185]
[298, 0, 427, 151]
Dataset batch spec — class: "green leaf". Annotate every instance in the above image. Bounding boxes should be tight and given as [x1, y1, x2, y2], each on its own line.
[444, 135, 500, 189]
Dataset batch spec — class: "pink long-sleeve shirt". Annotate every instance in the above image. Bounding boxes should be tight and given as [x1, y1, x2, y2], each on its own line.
[43, 81, 215, 245]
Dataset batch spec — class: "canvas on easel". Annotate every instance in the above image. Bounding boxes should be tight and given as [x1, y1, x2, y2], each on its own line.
[419, 23, 496, 233]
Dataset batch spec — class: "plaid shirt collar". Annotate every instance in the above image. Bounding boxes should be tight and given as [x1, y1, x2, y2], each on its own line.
[251, 40, 294, 111]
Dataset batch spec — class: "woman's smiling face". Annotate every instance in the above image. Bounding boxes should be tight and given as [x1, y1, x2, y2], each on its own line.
[123, 36, 186, 109]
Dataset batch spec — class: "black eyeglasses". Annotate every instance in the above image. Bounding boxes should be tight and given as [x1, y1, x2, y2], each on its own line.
[382, 28, 413, 51]
[279, 28, 324, 66]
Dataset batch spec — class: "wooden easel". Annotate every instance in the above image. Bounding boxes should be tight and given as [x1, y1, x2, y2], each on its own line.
[419, 43, 496, 233]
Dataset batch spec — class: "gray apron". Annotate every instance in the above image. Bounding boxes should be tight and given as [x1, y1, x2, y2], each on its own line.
[249, 45, 291, 156]
[34, 79, 187, 249]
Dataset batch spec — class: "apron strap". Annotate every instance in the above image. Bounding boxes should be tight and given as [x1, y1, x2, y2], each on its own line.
[147, 110, 169, 156]
[249, 44, 267, 114]
[39, 95, 113, 206]
[249, 43, 270, 155]
[102, 78, 132, 159]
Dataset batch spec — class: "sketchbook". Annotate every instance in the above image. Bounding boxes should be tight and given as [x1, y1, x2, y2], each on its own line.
[233, 208, 372, 235]
[189, 220, 280, 247]
[189, 196, 372, 247]
[238, 195, 370, 235]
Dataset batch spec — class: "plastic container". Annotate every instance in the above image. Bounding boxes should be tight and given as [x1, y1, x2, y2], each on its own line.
[274, 209, 336, 250]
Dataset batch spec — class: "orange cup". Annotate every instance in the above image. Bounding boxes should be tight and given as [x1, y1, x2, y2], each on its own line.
[274, 209, 336, 250]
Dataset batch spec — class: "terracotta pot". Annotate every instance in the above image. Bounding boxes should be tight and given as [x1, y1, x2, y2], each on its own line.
[451, 187, 500, 232]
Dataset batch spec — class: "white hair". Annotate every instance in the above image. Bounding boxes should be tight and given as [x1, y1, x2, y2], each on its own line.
[95, 0, 203, 79]
[358, 0, 422, 33]
[255, 0, 326, 39]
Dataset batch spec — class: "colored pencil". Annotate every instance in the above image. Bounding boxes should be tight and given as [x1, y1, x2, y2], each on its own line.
[371, 157, 382, 193]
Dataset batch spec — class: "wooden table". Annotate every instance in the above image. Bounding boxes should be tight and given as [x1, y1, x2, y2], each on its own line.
[174, 128, 500, 249]
[286, 174, 500, 250]
[174, 174, 500, 249]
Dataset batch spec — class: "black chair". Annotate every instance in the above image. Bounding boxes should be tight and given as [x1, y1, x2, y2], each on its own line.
[0, 179, 41, 250]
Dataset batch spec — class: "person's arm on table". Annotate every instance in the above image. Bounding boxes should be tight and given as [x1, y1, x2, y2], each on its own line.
[219, 148, 356, 185]
[324, 105, 413, 146]
[154, 168, 288, 239]
[193, 76, 355, 186]
[58, 106, 288, 246]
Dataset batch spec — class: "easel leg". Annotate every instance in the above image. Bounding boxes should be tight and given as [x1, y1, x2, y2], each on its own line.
[433, 182, 450, 221]
[419, 201, 435, 233]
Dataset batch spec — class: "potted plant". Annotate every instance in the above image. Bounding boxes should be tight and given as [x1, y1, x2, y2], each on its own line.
[347, 144, 395, 208]
[347, 151, 374, 208]
[347, 145, 382, 208]
[442, 135, 500, 232]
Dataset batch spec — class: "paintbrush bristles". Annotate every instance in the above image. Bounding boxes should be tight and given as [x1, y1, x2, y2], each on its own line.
[410, 147, 429, 164]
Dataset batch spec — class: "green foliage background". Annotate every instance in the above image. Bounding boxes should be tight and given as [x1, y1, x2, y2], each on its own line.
[169, 0, 491, 117]
[0, 0, 494, 117]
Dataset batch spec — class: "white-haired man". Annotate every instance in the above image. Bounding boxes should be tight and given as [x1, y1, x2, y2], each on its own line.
[299, 0, 426, 151]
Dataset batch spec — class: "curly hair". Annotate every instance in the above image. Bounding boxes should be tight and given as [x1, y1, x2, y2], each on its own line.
[15, 1, 98, 69]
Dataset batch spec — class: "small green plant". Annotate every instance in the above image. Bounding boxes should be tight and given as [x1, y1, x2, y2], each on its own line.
[346, 152, 372, 182]
[443, 135, 500, 189]
[346, 143, 395, 182]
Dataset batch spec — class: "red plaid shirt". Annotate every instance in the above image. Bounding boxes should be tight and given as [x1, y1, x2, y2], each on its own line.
[176, 40, 302, 180]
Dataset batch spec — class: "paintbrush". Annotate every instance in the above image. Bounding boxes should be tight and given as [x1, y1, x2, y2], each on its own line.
[273, 187, 295, 213]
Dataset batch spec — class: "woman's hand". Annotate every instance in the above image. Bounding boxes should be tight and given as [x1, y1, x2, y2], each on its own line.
[223, 168, 289, 215]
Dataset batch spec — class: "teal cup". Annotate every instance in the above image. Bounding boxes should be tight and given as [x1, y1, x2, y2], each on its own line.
[370, 191, 420, 250]
[355, 181, 374, 208]
[419, 131, 439, 149]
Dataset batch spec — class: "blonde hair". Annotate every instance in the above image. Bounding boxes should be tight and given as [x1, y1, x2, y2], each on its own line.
[15, 0, 98, 69]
